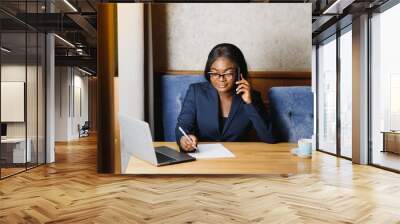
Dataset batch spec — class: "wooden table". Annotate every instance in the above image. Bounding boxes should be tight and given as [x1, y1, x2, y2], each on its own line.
[124, 142, 312, 175]
[381, 131, 400, 154]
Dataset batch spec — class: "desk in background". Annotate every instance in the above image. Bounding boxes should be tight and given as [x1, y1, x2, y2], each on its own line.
[125, 142, 311, 175]
[382, 131, 400, 154]
[1, 138, 32, 164]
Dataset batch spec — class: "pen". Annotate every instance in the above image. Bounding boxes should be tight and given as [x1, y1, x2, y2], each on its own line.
[178, 126, 198, 150]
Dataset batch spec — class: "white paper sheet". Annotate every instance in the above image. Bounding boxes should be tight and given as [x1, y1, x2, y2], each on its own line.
[188, 143, 235, 159]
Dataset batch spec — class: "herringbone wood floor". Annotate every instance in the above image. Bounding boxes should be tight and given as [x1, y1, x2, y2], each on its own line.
[1, 136, 400, 224]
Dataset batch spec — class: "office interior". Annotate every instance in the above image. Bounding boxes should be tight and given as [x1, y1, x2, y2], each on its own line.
[1, 0, 400, 222]
[0, 0, 97, 179]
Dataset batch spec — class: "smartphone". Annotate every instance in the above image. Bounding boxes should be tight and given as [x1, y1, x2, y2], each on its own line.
[236, 67, 242, 95]
[237, 67, 241, 82]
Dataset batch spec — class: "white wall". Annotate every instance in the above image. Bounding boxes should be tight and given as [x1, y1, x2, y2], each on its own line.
[152, 3, 311, 72]
[72, 74, 89, 138]
[1, 82, 25, 122]
[117, 4, 145, 121]
[1, 63, 47, 163]
[54, 67, 89, 141]
[55, 67, 70, 141]
[1, 65, 26, 130]
[1, 65, 37, 138]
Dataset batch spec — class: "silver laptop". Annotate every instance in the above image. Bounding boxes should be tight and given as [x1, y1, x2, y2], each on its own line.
[119, 114, 195, 171]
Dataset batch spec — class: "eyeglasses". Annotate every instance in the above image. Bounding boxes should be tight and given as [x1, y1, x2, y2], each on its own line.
[208, 71, 235, 80]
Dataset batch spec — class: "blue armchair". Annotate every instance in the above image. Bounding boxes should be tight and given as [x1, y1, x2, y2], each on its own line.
[161, 75, 206, 141]
[268, 86, 314, 143]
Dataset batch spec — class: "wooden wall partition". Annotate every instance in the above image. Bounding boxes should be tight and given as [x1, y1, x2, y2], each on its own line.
[247, 71, 311, 108]
[97, 4, 118, 173]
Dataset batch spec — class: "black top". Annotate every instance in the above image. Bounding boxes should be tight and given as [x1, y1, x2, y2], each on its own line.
[219, 116, 228, 133]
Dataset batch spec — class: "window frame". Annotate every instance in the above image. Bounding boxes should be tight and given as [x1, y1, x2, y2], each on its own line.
[315, 23, 353, 160]
[367, 0, 400, 173]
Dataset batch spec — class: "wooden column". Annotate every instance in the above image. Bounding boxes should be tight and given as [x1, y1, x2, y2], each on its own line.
[97, 4, 118, 173]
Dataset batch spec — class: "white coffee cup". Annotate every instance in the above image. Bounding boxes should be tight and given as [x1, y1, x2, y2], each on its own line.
[297, 138, 312, 157]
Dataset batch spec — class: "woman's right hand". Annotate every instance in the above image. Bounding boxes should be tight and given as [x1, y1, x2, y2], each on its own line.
[180, 135, 198, 152]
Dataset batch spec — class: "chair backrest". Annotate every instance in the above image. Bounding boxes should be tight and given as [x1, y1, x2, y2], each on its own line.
[268, 86, 313, 143]
[161, 74, 206, 141]
[82, 121, 90, 129]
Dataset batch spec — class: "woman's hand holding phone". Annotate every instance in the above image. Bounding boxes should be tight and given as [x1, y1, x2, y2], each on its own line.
[235, 74, 252, 104]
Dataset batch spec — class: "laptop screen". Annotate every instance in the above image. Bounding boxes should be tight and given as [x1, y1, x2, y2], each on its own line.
[1, 123, 7, 137]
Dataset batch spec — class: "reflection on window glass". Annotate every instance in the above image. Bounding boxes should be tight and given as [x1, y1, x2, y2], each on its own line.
[390, 75, 400, 130]
[0, 1, 46, 179]
[38, 33, 46, 165]
[318, 37, 337, 154]
[371, 3, 400, 171]
[340, 29, 352, 158]
[1, 31, 28, 178]
[27, 31, 39, 169]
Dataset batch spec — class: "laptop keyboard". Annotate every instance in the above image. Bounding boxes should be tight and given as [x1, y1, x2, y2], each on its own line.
[156, 152, 175, 163]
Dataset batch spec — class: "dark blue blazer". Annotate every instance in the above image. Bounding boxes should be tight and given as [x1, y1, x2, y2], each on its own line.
[175, 82, 276, 149]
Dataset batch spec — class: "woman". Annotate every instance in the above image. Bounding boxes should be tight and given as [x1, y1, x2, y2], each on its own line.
[175, 43, 276, 152]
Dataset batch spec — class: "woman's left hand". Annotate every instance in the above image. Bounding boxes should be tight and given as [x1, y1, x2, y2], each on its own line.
[235, 74, 252, 104]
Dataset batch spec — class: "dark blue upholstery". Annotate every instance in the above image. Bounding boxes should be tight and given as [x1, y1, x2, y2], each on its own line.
[268, 86, 313, 143]
[161, 75, 206, 141]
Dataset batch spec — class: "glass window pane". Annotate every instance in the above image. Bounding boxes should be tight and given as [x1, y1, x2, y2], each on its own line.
[38, 33, 46, 165]
[27, 31, 38, 169]
[371, 3, 400, 171]
[318, 36, 337, 154]
[1, 30, 28, 177]
[340, 28, 352, 158]
[27, 0, 40, 170]
[0, 0, 46, 179]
